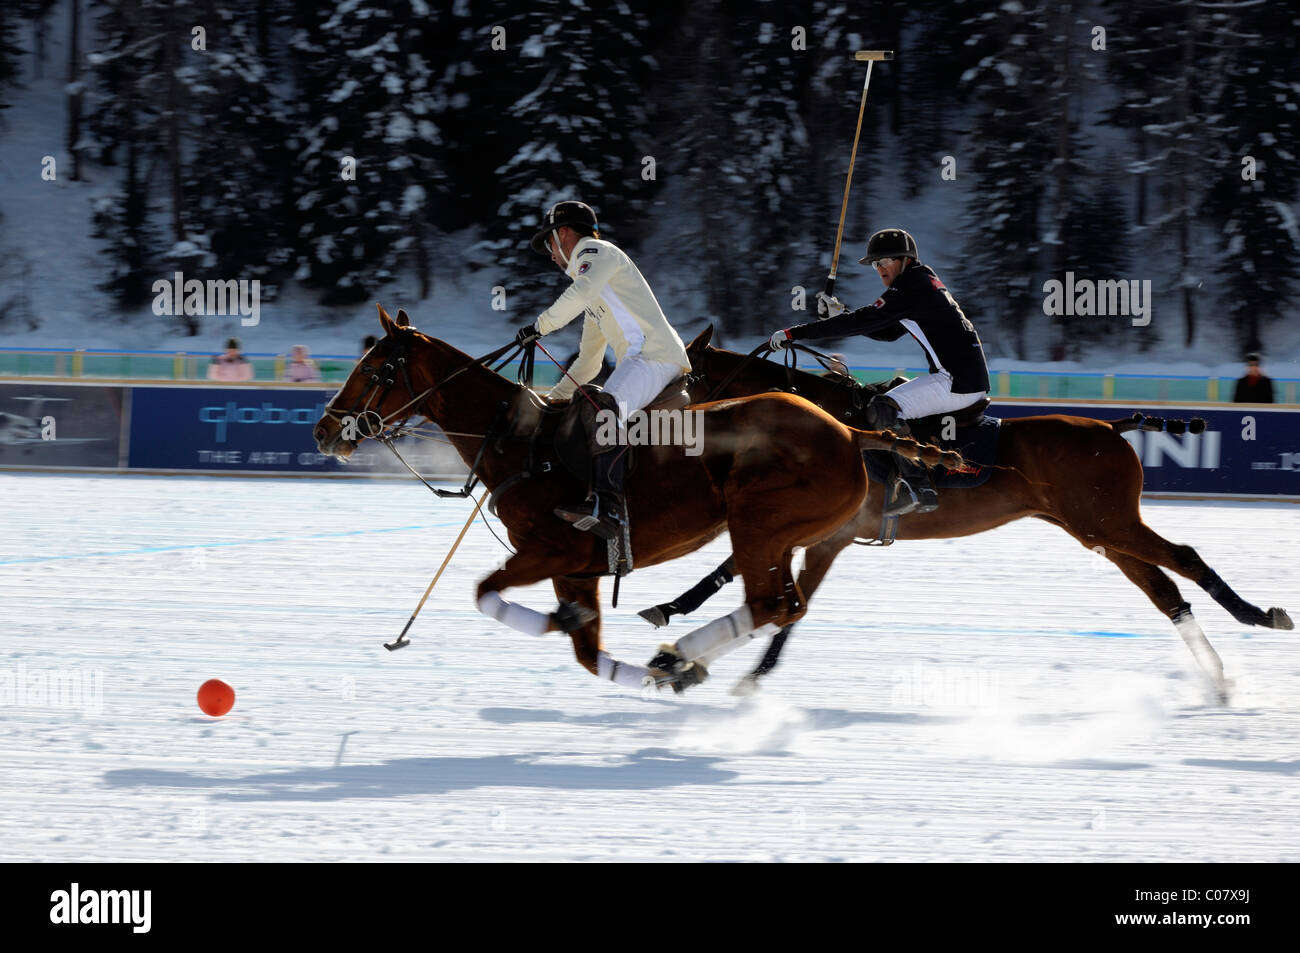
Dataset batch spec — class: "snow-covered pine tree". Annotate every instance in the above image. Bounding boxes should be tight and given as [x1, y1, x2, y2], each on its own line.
[85, 0, 176, 307]
[1042, 3, 1135, 358]
[0, 1, 36, 116]
[483, 0, 658, 318]
[955, 0, 1056, 359]
[289, 0, 443, 305]
[1200, 7, 1300, 356]
[1100, 0, 1226, 348]
[901, 0, 979, 201]
[181, 0, 296, 299]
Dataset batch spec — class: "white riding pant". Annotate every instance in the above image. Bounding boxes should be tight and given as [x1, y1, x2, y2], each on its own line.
[887, 371, 985, 420]
[601, 356, 684, 420]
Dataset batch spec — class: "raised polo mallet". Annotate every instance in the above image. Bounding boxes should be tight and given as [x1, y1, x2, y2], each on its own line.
[384, 488, 489, 650]
[825, 50, 894, 303]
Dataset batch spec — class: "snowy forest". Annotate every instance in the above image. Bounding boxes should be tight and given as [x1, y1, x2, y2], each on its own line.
[0, 0, 1297, 361]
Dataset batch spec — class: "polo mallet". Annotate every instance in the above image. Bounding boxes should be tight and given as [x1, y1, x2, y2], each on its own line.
[825, 50, 894, 303]
[384, 488, 490, 650]
[534, 338, 604, 413]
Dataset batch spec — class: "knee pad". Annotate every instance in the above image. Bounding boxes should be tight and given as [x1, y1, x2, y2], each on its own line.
[866, 395, 902, 431]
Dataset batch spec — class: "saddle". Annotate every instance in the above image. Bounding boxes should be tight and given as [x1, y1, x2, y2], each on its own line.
[489, 375, 690, 592]
[906, 396, 991, 444]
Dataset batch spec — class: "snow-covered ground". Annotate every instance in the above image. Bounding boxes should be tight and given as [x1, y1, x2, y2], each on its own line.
[1, 473, 1297, 862]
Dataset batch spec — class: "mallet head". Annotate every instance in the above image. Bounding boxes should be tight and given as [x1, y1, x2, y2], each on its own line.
[854, 50, 894, 61]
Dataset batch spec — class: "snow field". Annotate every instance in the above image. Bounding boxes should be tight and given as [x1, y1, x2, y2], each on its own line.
[0, 474, 1297, 861]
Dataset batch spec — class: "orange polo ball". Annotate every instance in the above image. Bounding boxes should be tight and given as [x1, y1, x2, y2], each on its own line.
[197, 679, 236, 716]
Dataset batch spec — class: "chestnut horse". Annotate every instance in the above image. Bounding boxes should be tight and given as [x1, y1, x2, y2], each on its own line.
[646, 327, 1292, 702]
[312, 306, 961, 692]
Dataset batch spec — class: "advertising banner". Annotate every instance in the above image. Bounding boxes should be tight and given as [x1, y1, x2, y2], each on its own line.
[2, 381, 1295, 497]
[992, 401, 1300, 498]
[126, 386, 465, 476]
[0, 382, 125, 469]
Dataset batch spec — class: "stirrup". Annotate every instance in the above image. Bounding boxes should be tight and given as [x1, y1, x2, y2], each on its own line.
[883, 477, 936, 518]
[555, 496, 624, 540]
[882, 479, 920, 518]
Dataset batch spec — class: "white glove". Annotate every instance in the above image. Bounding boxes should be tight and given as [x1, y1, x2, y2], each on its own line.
[816, 292, 847, 319]
[768, 329, 792, 351]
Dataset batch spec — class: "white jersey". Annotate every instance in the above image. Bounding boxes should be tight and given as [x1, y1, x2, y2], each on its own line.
[535, 236, 690, 400]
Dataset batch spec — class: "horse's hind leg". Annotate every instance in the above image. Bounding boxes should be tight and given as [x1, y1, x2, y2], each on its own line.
[1046, 516, 1229, 701]
[1099, 549, 1229, 702]
[734, 520, 861, 693]
[1083, 518, 1292, 632]
[647, 546, 805, 692]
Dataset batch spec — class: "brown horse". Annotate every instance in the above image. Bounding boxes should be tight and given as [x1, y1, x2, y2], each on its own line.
[646, 327, 1292, 701]
[312, 306, 961, 691]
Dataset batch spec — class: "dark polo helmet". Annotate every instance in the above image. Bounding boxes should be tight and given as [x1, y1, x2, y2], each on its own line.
[860, 228, 919, 265]
[530, 200, 600, 255]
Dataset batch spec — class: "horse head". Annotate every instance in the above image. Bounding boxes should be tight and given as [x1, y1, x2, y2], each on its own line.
[313, 304, 447, 458]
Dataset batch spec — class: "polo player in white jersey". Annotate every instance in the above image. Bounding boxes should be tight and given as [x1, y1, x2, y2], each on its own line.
[514, 201, 691, 540]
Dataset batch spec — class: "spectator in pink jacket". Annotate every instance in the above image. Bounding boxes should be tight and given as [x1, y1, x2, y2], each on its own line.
[207, 338, 254, 382]
[283, 345, 321, 382]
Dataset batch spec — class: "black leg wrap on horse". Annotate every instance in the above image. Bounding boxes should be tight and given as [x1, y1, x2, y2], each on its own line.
[639, 556, 736, 627]
[674, 558, 737, 615]
[751, 625, 793, 678]
[1198, 569, 1268, 626]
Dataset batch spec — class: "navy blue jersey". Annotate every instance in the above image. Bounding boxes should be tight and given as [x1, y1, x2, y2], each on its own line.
[791, 262, 990, 395]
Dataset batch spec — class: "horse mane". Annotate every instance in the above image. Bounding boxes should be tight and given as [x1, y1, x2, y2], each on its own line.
[692, 338, 896, 401]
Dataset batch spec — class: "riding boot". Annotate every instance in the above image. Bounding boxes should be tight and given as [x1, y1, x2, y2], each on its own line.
[555, 447, 628, 540]
[884, 453, 939, 518]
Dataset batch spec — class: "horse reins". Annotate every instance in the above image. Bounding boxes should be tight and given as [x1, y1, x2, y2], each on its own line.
[321, 332, 527, 499]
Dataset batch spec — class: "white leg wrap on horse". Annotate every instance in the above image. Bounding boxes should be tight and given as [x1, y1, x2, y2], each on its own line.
[477, 591, 549, 637]
[1173, 609, 1226, 685]
[597, 650, 653, 689]
[678, 606, 778, 666]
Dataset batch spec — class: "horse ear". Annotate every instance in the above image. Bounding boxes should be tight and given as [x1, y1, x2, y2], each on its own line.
[395, 308, 412, 328]
[687, 324, 714, 351]
[377, 303, 397, 336]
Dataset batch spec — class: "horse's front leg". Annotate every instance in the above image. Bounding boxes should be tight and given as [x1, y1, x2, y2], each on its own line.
[552, 576, 658, 690]
[475, 548, 596, 641]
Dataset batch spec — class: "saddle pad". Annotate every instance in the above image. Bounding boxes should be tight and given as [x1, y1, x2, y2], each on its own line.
[863, 416, 1001, 490]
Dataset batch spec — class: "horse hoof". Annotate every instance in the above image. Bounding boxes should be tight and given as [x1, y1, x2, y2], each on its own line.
[1268, 607, 1294, 631]
[645, 644, 709, 693]
[1216, 678, 1234, 707]
[730, 674, 760, 697]
[639, 605, 669, 628]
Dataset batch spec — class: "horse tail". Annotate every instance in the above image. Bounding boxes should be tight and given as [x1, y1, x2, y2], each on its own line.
[852, 428, 965, 471]
[1107, 411, 1207, 436]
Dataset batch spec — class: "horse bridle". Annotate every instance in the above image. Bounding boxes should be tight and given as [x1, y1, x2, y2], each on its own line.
[321, 330, 527, 497]
[320, 329, 428, 440]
